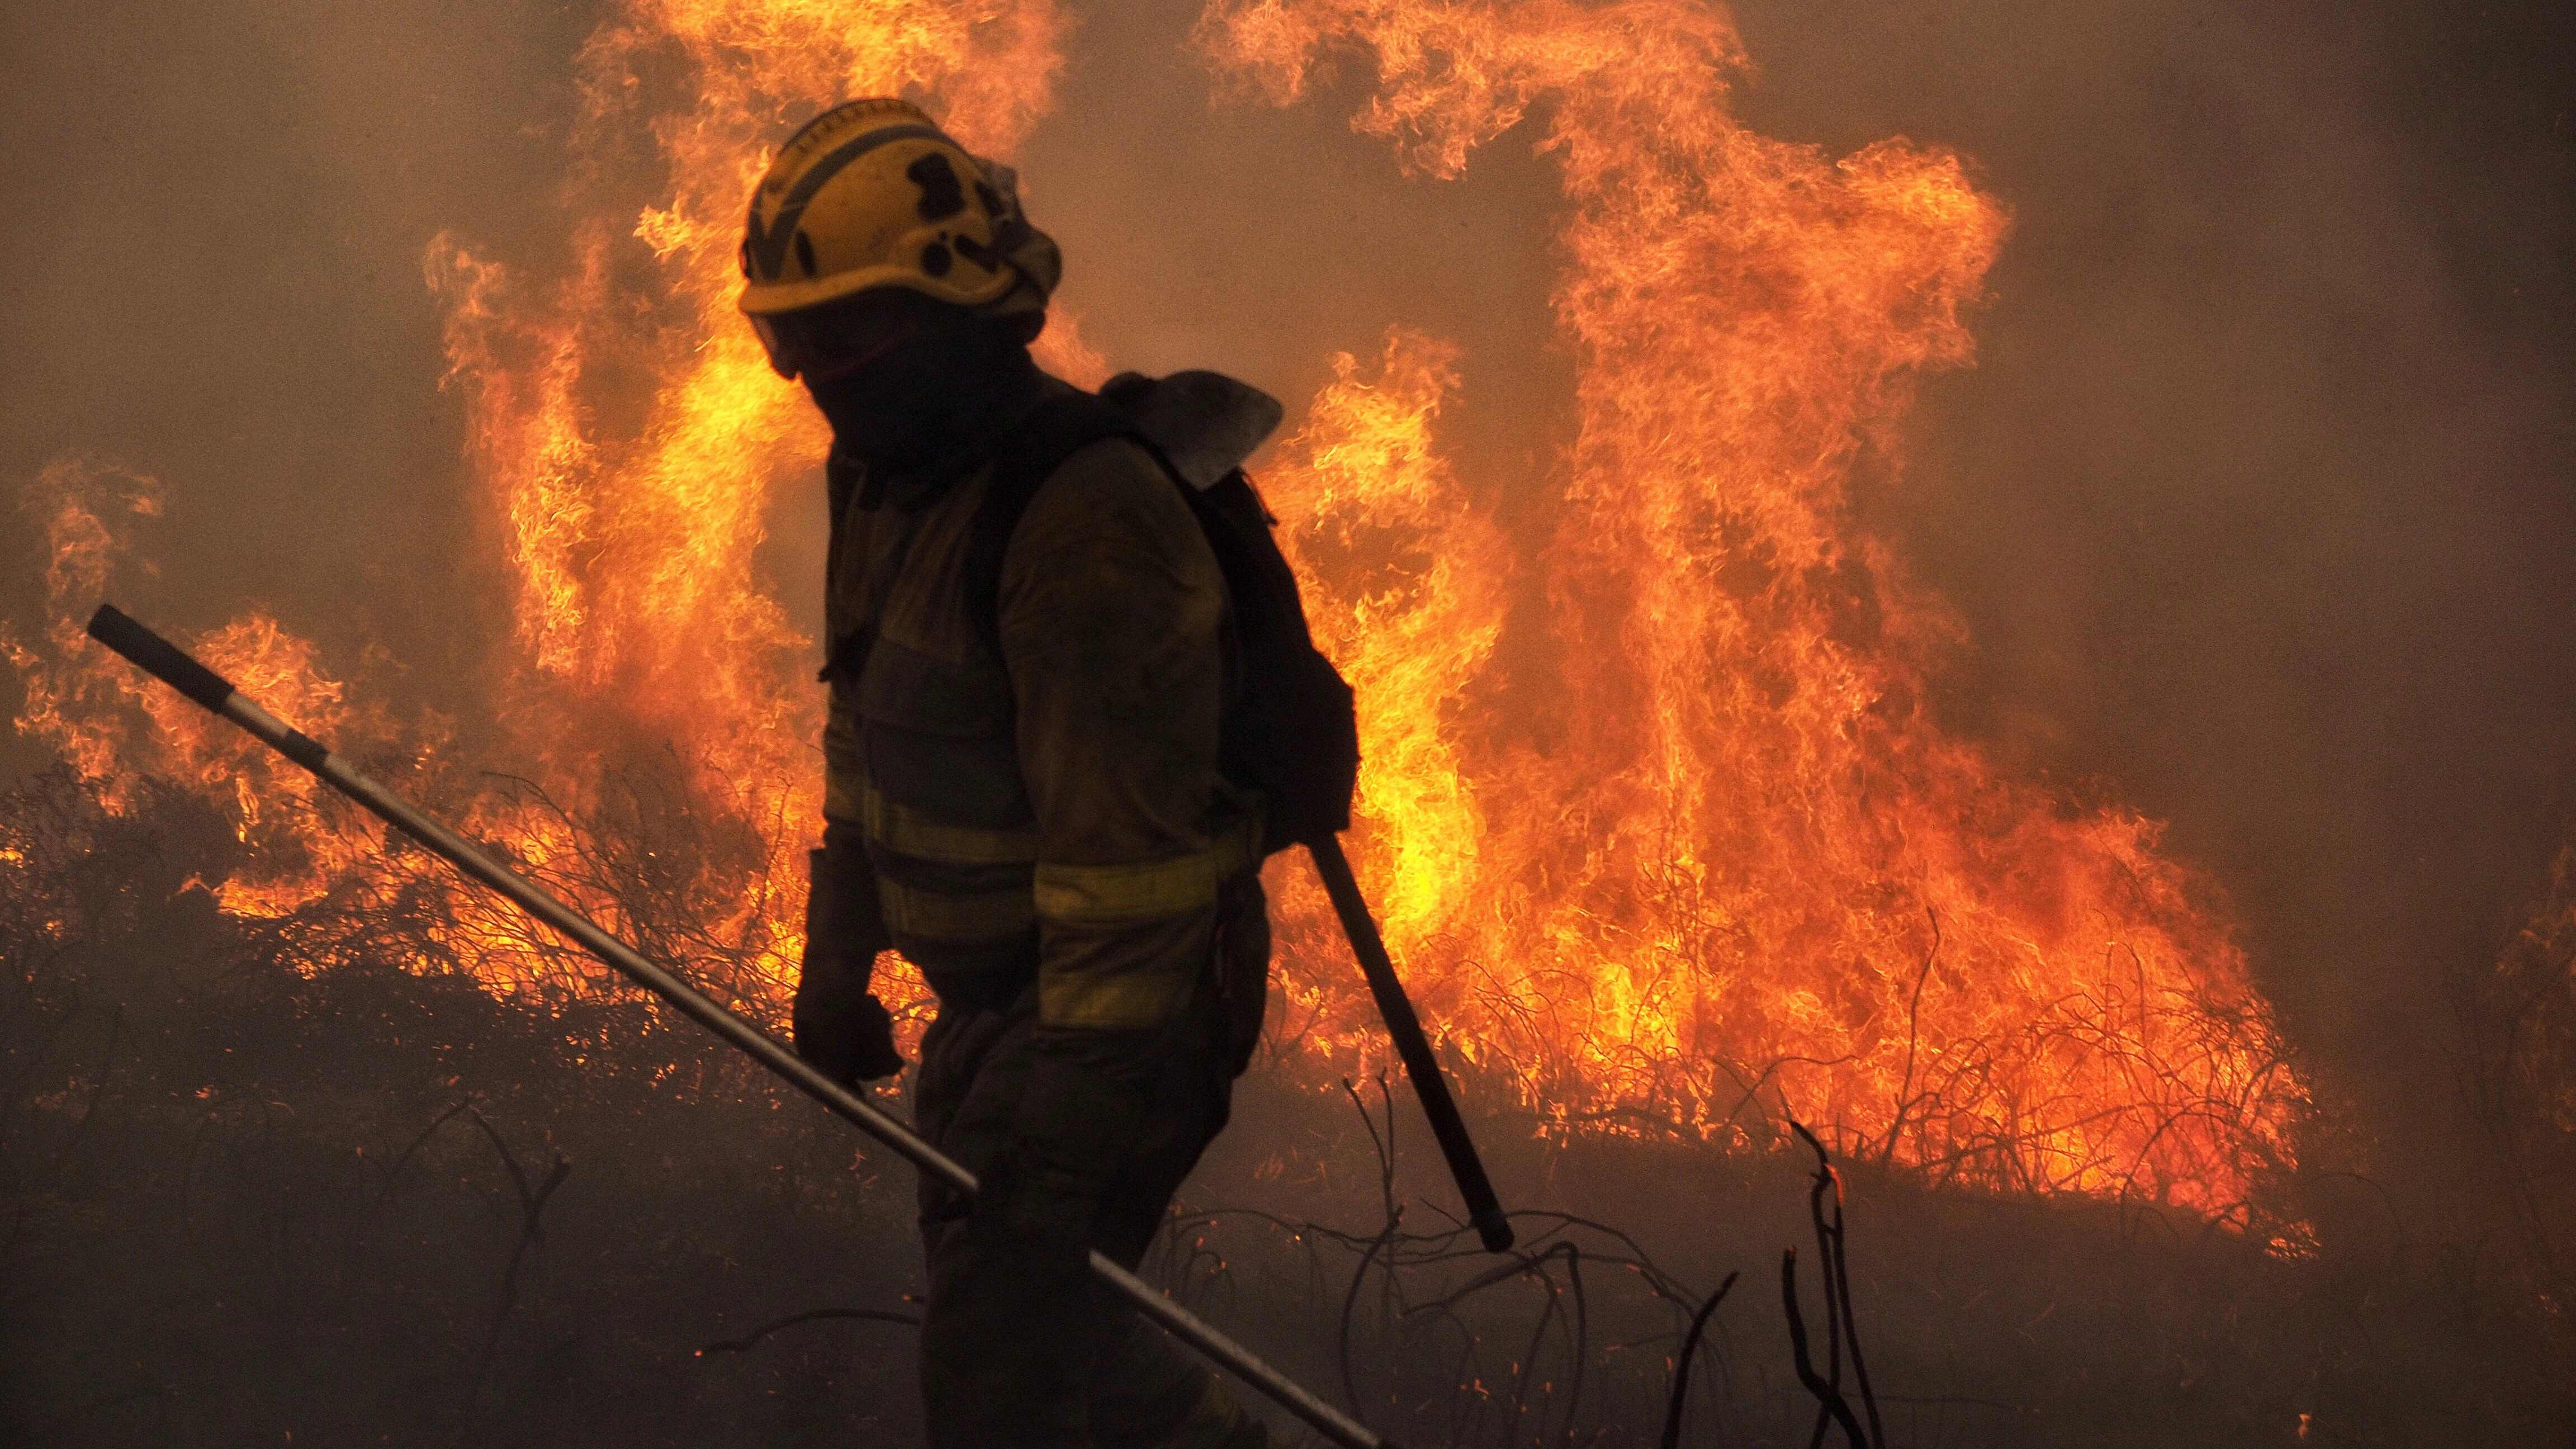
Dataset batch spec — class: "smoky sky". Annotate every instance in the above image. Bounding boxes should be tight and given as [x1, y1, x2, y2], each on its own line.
[4, 0, 2570, 1220]
[1714, 0, 2576, 1219]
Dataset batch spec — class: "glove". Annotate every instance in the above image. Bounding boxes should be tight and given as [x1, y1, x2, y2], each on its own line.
[794, 977, 902, 1086]
[794, 840, 904, 1085]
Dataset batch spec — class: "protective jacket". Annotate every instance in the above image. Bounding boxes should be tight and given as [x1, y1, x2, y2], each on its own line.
[820, 371, 1264, 1080]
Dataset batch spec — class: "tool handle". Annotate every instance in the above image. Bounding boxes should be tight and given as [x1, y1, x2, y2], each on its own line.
[89, 603, 236, 710]
[1306, 836, 1515, 1254]
[86, 604, 1395, 1449]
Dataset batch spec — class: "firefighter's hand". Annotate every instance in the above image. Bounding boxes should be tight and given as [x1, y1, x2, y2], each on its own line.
[797, 840, 901, 1085]
[793, 970, 905, 1086]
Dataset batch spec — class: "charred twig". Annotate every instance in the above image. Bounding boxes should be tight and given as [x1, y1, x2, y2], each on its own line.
[1155, 1209, 1243, 1317]
[1399, 1239, 1570, 1320]
[1789, 1121, 1882, 1449]
[1436, 1239, 1586, 1446]
[1506, 1266, 1561, 1437]
[1883, 906, 1940, 1165]
[1556, 1243, 1591, 1447]
[340, 1098, 479, 1306]
[1336, 1074, 1405, 1417]
[1781, 1246, 1865, 1448]
[1189, 1185, 1738, 1446]
[1828, 1196, 1881, 1447]
[1656, 1270, 1738, 1449]
[457, 1107, 571, 1433]
[694, 1305, 921, 1355]
[385, 1099, 480, 1188]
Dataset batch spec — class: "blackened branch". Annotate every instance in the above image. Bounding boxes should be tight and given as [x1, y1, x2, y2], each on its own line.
[1658, 1269, 1739, 1449]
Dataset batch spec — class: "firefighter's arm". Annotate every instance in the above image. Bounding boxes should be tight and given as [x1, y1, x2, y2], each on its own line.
[1000, 438, 1235, 1101]
[796, 675, 903, 1085]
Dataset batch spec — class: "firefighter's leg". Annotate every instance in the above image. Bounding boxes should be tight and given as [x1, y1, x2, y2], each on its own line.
[915, 881, 1271, 1449]
[1081, 973, 1278, 1449]
[1087, 1315, 1273, 1449]
[915, 992, 1106, 1449]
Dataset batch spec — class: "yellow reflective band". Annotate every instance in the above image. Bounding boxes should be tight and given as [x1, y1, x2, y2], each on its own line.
[877, 878, 1035, 940]
[1031, 821, 1256, 927]
[854, 774, 1039, 866]
[1041, 963, 1199, 1030]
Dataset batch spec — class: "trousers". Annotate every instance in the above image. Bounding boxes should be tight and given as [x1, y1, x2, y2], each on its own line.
[910, 885, 1271, 1448]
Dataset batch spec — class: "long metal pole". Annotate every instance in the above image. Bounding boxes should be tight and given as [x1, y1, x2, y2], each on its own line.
[84, 603, 1391, 1449]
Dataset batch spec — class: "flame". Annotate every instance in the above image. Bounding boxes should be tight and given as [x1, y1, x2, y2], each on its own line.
[1266, 332, 1505, 943]
[7, 0, 2300, 1209]
[7, 456, 167, 794]
[8, 460, 359, 844]
[411, 0, 1107, 1014]
[1211, 0, 2298, 1208]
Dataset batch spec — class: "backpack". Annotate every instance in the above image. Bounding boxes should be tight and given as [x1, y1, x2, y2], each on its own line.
[963, 372, 1359, 856]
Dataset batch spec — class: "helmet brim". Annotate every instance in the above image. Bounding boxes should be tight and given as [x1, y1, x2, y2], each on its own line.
[738, 259, 1017, 319]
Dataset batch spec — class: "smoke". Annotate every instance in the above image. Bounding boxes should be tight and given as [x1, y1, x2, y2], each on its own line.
[6, 0, 2573, 1224]
[1710, 0, 2576, 1219]
[0, 0, 594, 773]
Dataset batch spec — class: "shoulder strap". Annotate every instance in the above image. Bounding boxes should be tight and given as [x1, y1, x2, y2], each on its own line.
[962, 390, 1147, 655]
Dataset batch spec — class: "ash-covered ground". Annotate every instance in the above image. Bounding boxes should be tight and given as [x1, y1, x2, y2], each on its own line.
[4, 772, 2566, 1446]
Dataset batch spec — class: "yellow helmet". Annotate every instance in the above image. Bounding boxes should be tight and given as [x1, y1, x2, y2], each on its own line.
[737, 98, 1055, 319]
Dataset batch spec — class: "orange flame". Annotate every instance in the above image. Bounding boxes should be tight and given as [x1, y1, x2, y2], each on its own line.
[407, 0, 1098, 1012]
[8, 0, 2300, 1210]
[1212, 0, 2298, 1209]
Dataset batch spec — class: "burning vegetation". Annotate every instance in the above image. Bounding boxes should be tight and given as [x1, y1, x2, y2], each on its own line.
[11, 0, 2298, 1212]
[3, 0, 2571, 1444]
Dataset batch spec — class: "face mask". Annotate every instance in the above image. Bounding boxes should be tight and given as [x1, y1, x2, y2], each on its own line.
[803, 319, 1038, 481]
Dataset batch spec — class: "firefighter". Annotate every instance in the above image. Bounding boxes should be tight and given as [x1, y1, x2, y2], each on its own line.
[738, 98, 1279, 1449]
